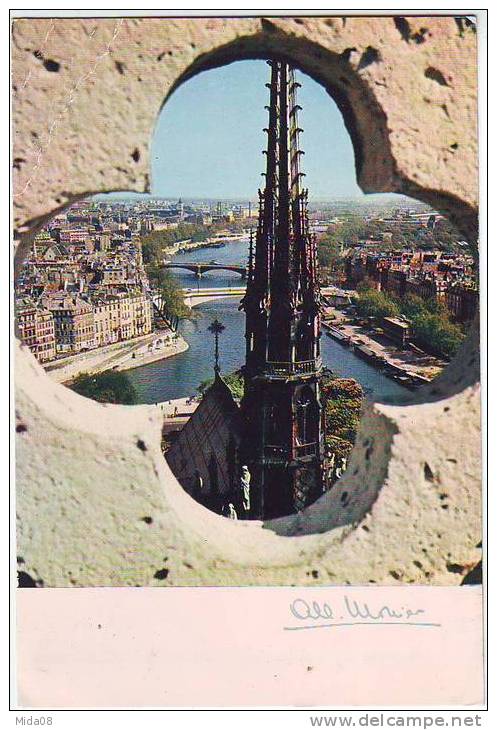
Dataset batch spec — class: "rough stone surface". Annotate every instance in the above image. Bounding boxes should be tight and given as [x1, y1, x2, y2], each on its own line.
[13, 16, 481, 586]
[13, 16, 478, 247]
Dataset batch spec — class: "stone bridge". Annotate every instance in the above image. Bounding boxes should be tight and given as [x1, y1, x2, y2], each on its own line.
[153, 287, 246, 313]
[152, 285, 350, 314]
[162, 261, 248, 278]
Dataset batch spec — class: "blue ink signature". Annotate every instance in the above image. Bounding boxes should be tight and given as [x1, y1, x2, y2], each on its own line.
[285, 596, 441, 631]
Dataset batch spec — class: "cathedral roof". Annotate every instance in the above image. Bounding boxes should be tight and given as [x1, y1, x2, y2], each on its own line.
[166, 375, 242, 506]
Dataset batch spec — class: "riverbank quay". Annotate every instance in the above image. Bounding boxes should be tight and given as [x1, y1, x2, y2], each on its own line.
[132, 395, 199, 418]
[117, 334, 188, 373]
[162, 233, 249, 259]
[44, 329, 188, 384]
[322, 314, 445, 387]
[131, 396, 200, 436]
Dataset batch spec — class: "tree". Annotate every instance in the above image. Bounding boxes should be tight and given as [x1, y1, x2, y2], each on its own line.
[396, 294, 465, 359]
[324, 435, 354, 461]
[321, 372, 364, 462]
[198, 369, 244, 400]
[141, 223, 213, 265]
[148, 267, 190, 331]
[69, 370, 138, 404]
[141, 220, 247, 266]
[410, 311, 464, 359]
[356, 288, 401, 320]
[399, 293, 426, 319]
[317, 239, 342, 271]
[356, 277, 378, 293]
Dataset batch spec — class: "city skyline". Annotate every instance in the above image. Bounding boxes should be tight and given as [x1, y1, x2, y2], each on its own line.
[97, 192, 420, 206]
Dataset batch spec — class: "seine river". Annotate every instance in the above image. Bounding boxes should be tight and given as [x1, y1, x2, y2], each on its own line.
[127, 239, 410, 404]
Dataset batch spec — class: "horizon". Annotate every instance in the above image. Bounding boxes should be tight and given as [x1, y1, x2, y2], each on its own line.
[93, 192, 425, 207]
[93, 60, 421, 203]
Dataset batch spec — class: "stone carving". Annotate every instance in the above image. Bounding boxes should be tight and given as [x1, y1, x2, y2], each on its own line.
[13, 16, 480, 586]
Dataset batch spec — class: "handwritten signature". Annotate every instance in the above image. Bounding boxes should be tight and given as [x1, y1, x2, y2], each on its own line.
[285, 596, 441, 630]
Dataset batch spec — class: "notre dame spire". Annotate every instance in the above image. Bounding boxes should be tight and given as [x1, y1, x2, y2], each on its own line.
[240, 61, 324, 520]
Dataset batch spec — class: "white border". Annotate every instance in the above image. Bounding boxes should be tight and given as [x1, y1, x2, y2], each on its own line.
[5, 5, 489, 722]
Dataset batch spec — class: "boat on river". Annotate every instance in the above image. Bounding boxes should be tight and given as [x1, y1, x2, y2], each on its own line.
[326, 327, 352, 346]
[354, 344, 381, 364]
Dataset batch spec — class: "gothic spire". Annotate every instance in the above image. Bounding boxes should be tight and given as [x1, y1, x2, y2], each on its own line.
[239, 60, 324, 520]
[243, 59, 320, 366]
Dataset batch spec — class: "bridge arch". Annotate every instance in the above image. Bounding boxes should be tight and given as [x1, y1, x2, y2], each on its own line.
[162, 262, 248, 278]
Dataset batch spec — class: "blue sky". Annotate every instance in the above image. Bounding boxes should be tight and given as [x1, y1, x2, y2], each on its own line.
[150, 60, 363, 200]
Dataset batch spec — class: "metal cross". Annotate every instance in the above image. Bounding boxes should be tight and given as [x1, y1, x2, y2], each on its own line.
[208, 318, 225, 375]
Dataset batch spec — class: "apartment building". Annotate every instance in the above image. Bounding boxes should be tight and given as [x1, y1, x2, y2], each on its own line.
[44, 295, 95, 354]
[91, 290, 153, 347]
[445, 282, 479, 323]
[17, 302, 56, 363]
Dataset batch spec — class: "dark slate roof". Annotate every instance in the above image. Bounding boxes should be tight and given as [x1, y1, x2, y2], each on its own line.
[166, 375, 242, 511]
